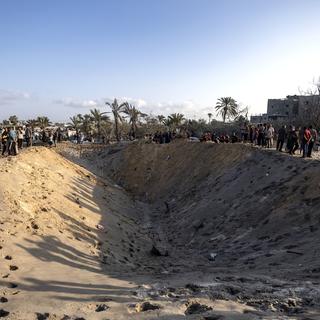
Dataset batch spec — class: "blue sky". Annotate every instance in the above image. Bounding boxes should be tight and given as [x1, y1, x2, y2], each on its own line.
[1, 0, 320, 121]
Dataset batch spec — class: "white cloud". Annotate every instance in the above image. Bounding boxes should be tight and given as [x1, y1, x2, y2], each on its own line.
[104, 97, 147, 108]
[142, 99, 210, 119]
[54, 96, 212, 120]
[0, 89, 31, 105]
[54, 98, 99, 109]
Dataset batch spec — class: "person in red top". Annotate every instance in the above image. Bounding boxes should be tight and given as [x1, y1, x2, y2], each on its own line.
[307, 125, 318, 157]
[302, 126, 311, 158]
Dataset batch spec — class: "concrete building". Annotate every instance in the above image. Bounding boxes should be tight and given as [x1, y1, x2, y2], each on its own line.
[250, 114, 268, 124]
[251, 95, 320, 123]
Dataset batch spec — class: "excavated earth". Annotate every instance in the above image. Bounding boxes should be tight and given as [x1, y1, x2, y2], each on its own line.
[0, 141, 320, 320]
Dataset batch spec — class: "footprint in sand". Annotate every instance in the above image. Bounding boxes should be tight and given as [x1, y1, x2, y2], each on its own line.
[36, 312, 50, 320]
[0, 309, 9, 317]
[9, 265, 18, 271]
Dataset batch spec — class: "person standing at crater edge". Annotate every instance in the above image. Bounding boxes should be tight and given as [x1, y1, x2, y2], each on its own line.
[8, 127, 18, 156]
[25, 124, 33, 147]
[277, 125, 286, 152]
[1, 127, 9, 156]
[17, 126, 24, 149]
[307, 125, 317, 158]
[302, 126, 311, 158]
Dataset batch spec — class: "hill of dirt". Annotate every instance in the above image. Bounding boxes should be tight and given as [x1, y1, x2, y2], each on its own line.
[1, 142, 320, 319]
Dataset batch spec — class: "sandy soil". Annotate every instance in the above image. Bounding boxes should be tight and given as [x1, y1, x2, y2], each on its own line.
[0, 142, 320, 319]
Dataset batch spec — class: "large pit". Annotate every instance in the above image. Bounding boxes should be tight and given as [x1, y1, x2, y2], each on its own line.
[0, 141, 320, 319]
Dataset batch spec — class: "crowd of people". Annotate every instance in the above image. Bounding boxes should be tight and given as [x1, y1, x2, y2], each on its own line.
[1, 122, 319, 159]
[243, 123, 317, 158]
[199, 123, 318, 158]
[0, 126, 63, 156]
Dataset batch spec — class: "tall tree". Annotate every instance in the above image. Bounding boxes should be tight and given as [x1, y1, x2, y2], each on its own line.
[36, 116, 51, 128]
[167, 113, 185, 131]
[68, 114, 83, 131]
[8, 115, 19, 126]
[208, 112, 213, 123]
[90, 108, 109, 141]
[105, 98, 127, 141]
[215, 97, 238, 123]
[81, 114, 93, 137]
[26, 119, 38, 128]
[157, 115, 166, 124]
[123, 104, 147, 139]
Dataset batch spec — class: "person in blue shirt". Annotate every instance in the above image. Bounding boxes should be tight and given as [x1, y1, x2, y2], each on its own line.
[8, 127, 18, 156]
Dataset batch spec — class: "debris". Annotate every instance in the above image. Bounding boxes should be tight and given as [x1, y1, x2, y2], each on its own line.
[135, 302, 160, 312]
[208, 253, 217, 261]
[36, 313, 50, 320]
[185, 302, 212, 315]
[150, 245, 168, 257]
[96, 224, 104, 230]
[95, 304, 109, 312]
[185, 283, 203, 293]
[203, 315, 224, 320]
[150, 245, 162, 256]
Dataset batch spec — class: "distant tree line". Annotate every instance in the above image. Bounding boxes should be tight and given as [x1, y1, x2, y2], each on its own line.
[2, 78, 319, 143]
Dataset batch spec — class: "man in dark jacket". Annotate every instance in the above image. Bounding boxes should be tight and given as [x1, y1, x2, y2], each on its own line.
[25, 124, 33, 147]
[277, 125, 286, 152]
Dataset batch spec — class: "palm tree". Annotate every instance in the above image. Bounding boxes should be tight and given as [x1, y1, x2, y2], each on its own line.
[105, 98, 127, 141]
[208, 113, 213, 123]
[90, 108, 109, 141]
[168, 113, 185, 131]
[26, 119, 38, 128]
[81, 114, 93, 137]
[215, 97, 238, 123]
[123, 104, 147, 139]
[36, 116, 51, 129]
[8, 115, 19, 126]
[68, 114, 83, 131]
[157, 115, 166, 124]
[162, 118, 172, 128]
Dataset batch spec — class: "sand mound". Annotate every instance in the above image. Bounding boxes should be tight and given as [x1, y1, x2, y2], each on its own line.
[1, 143, 320, 319]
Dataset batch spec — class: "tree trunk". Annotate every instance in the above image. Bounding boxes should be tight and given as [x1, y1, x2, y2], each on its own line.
[115, 116, 119, 141]
[98, 122, 101, 143]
